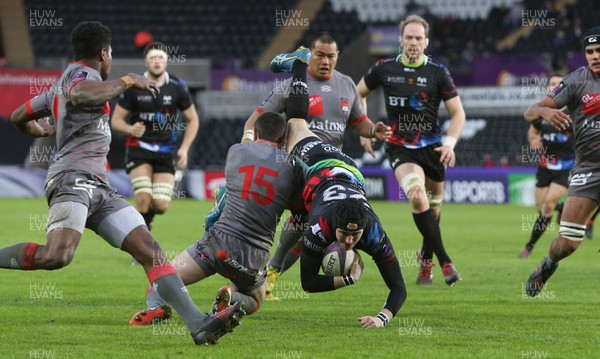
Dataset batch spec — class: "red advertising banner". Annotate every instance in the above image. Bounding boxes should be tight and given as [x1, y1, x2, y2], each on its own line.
[204, 170, 226, 200]
[0, 68, 62, 117]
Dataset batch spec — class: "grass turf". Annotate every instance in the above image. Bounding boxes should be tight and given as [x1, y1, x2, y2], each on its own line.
[0, 198, 598, 358]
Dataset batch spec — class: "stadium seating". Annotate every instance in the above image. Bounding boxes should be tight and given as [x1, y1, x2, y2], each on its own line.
[24, 0, 299, 67]
[184, 115, 530, 169]
[189, 118, 245, 170]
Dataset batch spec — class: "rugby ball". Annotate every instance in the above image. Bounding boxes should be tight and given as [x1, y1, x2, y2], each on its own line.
[321, 242, 355, 276]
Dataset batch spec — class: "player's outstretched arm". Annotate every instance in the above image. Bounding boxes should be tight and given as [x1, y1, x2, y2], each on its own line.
[241, 110, 261, 144]
[358, 252, 406, 328]
[70, 73, 158, 107]
[524, 97, 570, 130]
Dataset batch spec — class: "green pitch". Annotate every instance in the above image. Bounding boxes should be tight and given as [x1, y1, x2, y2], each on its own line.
[0, 198, 598, 358]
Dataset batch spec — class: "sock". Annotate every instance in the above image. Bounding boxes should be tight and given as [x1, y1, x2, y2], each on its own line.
[526, 213, 551, 248]
[286, 61, 308, 120]
[145, 285, 166, 308]
[413, 209, 451, 266]
[420, 243, 433, 263]
[0, 242, 39, 270]
[555, 202, 564, 212]
[269, 225, 303, 270]
[148, 264, 205, 333]
[230, 291, 259, 315]
[280, 243, 302, 273]
[141, 209, 156, 231]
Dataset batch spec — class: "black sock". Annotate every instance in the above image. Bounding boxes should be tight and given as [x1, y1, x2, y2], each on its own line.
[555, 202, 564, 212]
[420, 212, 441, 262]
[286, 61, 308, 120]
[141, 209, 156, 231]
[526, 213, 551, 248]
[413, 209, 451, 265]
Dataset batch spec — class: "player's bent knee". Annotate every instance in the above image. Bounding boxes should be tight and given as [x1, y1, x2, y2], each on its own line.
[559, 221, 586, 241]
[152, 199, 170, 214]
[400, 173, 426, 203]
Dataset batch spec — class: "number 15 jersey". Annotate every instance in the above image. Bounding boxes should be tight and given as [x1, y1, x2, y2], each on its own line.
[213, 141, 305, 251]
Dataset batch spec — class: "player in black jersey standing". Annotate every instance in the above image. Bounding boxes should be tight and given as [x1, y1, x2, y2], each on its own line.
[111, 42, 199, 233]
[357, 15, 465, 286]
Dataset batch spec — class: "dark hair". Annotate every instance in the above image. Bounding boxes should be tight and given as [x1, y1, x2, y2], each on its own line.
[332, 198, 367, 231]
[548, 72, 564, 79]
[310, 32, 337, 49]
[255, 112, 286, 143]
[71, 21, 112, 60]
[143, 41, 168, 58]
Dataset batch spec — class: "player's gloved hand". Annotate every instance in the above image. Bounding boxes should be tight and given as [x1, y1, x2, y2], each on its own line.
[540, 107, 571, 131]
[129, 121, 146, 138]
[349, 251, 364, 282]
[176, 148, 188, 170]
[360, 136, 376, 158]
[127, 72, 160, 98]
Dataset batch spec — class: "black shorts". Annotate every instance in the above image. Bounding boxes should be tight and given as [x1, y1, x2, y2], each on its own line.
[385, 143, 445, 182]
[536, 167, 570, 188]
[125, 146, 175, 174]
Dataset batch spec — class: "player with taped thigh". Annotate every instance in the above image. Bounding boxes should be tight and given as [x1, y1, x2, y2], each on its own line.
[271, 47, 405, 327]
[0, 21, 241, 345]
[518, 74, 575, 258]
[129, 111, 305, 325]
[524, 27, 600, 297]
[111, 41, 199, 233]
[357, 15, 466, 286]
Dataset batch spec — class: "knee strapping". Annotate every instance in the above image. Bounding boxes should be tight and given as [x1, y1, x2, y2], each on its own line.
[131, 176, 152, 195]
[152, 182, 174, 201]
[429, 194, 444, 208]
[559, 221, 585, 241]
[400, 173, 425, 194]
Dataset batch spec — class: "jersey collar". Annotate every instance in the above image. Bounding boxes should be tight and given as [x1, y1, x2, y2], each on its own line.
[396, 54, 428, 68]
